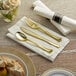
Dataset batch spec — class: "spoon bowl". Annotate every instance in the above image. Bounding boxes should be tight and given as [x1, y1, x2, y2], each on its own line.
[16, 32, 27, 41]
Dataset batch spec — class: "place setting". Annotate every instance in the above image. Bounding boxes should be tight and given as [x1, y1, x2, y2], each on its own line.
[7, 16, 70, 62]
[0, 0, 76, 76]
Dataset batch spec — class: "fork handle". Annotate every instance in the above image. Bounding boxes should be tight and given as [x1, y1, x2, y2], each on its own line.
[39, 27, 62, 42]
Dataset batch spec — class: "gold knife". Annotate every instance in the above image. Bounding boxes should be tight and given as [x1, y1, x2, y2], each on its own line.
[20, 27, 60, 48]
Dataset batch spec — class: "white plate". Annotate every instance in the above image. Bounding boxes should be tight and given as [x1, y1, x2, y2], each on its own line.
[0, 47, 36, 76]
[0, 53, 28, 76]
[41, 68, 74, 76]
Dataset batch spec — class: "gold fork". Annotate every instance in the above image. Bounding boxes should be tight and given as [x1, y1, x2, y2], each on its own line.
[25, 18, 62, 42]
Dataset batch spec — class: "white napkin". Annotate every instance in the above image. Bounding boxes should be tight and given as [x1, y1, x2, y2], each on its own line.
[33, 0, 71, 35]
[7, 17, 70, 62]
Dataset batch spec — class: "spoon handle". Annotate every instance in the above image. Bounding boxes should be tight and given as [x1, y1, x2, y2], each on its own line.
[28, 39, 53, 53]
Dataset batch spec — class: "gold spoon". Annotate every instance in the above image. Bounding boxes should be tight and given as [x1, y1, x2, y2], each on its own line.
[20, 27, 60, 48]
[25, 18, 62, 42]
[16, 32, 53, 53]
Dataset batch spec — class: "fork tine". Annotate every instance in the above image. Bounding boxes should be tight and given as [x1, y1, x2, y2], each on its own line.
[28, 18, 37, 26]
[25, 18, 34, 26]
[25, 18, 32, 26]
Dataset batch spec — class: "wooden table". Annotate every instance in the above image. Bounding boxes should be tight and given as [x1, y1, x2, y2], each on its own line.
[0, 0, 76, 75]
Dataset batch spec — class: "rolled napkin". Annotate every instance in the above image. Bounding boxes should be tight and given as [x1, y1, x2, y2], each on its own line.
[7, 17, 70, 62]
[33, 0, 76, 35]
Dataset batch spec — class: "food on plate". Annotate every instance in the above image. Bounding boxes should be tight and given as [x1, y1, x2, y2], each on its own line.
[0, 56, 25, 76]
[0, 56, 7, 76]
[0, 57, 5, 67]
[0, 68, 7, 76]
[7, 61, 25, 76]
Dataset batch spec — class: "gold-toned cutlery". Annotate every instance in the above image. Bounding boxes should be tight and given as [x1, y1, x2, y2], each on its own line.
[16, 32, 53, 53]
[25, 18, 62, 42]
[20, 27, 60, 48]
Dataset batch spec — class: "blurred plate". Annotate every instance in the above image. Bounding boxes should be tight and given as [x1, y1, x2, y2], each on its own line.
[41, 68, 74, 76]
[0, 47, 36, 76]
